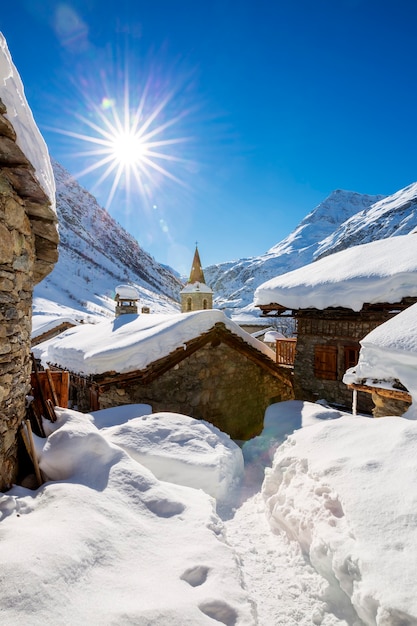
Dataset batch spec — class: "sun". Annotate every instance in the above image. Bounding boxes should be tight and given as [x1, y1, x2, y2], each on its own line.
[111, 131, 145, 166]
[48, 67, 196, 211]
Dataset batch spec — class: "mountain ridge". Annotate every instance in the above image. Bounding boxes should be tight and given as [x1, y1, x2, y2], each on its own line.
[34, 160, 182, 320]
[35, 163, 417, 324]
[205, 189, 385, 312]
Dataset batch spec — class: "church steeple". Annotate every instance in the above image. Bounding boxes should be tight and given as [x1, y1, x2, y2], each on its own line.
[180, 244, 213, 313]
[188, 245, 206, 284]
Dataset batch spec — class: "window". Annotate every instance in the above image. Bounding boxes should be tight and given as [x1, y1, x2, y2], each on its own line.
[314, 345, 337, 380]
[187, 297, 192, 312]
[203, 299, 208, 310]
[344, 345, 360, 371]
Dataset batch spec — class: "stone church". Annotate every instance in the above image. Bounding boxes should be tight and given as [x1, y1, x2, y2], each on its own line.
[180, 245, 213, 312]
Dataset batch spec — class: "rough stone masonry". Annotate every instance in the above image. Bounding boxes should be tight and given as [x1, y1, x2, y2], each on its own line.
[0, 96, 58, 490]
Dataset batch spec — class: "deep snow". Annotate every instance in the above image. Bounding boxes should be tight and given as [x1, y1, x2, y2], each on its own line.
[3, 401, 417, 625]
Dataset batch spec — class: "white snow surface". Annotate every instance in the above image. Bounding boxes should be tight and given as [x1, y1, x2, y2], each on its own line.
[181, 281, 213, 294]
[343, 301, 417, 410]
[3, 407, 254, 625]
[254, 234, 417, 312]
[31, 314, 81, 340]
[262, 413, 417, 625]
[0, 33, 55, 207]
[115, 284, 140, 299]
[36, 309, 276, 375]
[4, 401, 417, 624]
[102, 411, 244, 507]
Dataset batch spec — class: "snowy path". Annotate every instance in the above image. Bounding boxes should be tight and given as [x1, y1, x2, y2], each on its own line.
[224, 493, 352, 626]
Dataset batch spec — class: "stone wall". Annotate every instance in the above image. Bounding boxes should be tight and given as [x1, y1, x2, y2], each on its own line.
[0, 98, 58, 490]
[96, 342, 294, 440]
[180, 290, 213, 313]
[371, 391, 411, 418]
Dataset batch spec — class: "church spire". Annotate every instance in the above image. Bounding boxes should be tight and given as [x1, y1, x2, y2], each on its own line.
[188, 244, 206, 284]
[180, 244, 213, 313]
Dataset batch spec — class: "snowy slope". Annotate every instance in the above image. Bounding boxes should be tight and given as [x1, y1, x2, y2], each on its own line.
[315, 181, 417, 258]
[205, 190, 384, 312]
[34, 160, 182, 320]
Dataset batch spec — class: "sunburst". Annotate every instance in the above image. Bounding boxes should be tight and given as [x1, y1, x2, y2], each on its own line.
[48, 69, 195, 211]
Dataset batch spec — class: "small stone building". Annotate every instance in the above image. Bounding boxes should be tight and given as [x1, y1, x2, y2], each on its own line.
[115, 284, 139, 317]
[39, 310, 294, 440]
[0, 36, 58, 489]
[180, 246, 213, 313]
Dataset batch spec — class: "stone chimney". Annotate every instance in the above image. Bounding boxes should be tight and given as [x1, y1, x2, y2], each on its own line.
[115, 284, 139, 317]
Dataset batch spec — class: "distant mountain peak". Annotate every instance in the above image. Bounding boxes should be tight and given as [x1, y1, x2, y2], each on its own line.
[205, 184, 417, 316]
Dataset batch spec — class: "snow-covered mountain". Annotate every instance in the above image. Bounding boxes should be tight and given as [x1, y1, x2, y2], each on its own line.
[205, 183, 417, 315]
[315, 181, 417, 258]
[34, 161, 182, 321]
[205, 189, 384, 313]
[35, 165, 417, 325]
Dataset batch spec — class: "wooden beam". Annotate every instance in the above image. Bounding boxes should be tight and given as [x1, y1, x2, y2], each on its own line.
[348, 383, 411, 403]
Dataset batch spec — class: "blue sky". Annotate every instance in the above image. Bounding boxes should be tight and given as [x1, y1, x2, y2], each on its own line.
[2, 0, 417, 274]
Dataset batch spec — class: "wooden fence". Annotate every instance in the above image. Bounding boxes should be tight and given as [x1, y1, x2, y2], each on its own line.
[276, 338, 297, 366]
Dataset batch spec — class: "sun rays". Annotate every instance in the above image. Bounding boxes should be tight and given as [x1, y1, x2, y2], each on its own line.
[48, 65, 196, 212]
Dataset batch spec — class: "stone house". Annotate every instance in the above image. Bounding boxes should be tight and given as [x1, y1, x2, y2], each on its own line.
[37, 309, 294, 440]
[255, 235, 417, 412]
[0, 35, 58, 489]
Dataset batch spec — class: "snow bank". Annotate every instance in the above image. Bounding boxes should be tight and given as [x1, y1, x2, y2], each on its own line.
[102, 411, 244, 507]
[37, 309, 275, 375]
[91, 403, 152, 428]
[254, 234, 417, 311]
[262, 415, 417, 625]
[0, 33, 55, 208]
[1, 408, 255, 625]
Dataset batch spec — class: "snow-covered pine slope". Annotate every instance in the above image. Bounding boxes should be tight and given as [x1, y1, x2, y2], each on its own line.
[205, 190, 384, 312]
[34, 160, 182, 319]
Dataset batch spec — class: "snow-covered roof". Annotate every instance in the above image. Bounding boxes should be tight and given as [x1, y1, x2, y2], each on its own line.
[264, 330, 286, 342]
[343, 301, 417, 408]
[0, 33, 55, 209]
[115, 284, 139, 300]
[37, 309, 276, 375]
[254, 234, 417, 312]
[31, 315, 80, 340]
[180, 281, 213, 294]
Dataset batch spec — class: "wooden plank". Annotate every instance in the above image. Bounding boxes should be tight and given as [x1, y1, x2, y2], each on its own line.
[348, 384, 412, 402]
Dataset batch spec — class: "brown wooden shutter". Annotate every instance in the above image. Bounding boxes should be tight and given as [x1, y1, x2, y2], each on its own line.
[344, 345, 360, 371]
[314, 345, 337, 380]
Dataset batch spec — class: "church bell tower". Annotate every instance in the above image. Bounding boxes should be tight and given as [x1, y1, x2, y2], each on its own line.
[180, 245, 213, 313]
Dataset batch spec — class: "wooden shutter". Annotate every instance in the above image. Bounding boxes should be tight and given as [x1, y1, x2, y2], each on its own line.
[314, 345, 337, 380]
[344, 345, 359, 371]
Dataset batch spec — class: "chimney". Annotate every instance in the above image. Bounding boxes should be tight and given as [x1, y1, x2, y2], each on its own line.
[114, 284, 139, 317]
